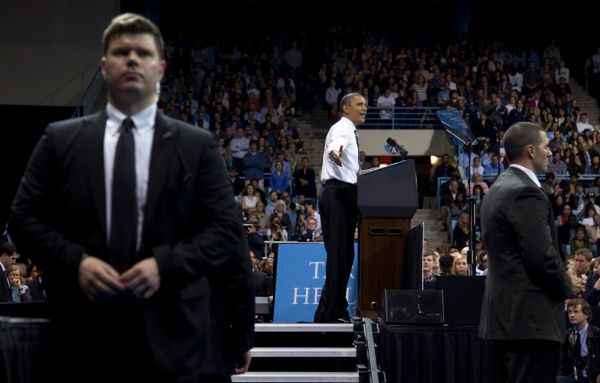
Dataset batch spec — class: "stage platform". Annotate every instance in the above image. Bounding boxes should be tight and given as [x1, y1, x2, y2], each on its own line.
[0, 312, 497, 383]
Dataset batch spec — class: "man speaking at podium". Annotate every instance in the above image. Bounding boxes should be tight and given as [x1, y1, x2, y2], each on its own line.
[314, 93, 366, 323]
[479, 122, 572, 382]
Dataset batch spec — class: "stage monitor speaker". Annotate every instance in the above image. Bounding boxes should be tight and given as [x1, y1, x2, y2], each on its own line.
[436, 276, 486, 326]
[380, 290, 444, 324]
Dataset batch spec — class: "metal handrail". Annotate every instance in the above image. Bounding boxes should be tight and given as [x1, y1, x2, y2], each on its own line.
[436, 173, 600, 208]
[362, 106, 443, 129]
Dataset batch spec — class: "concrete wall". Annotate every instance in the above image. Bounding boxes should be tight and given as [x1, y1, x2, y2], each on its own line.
[0, 1, 119, 106]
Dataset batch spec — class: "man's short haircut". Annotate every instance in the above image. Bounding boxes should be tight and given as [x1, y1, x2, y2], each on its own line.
[339, 93, 361, 114]
[102, 13, 165, 59]
[0, 243, 16, 256]
[575, 248, 593, 262]
[567, 298, 593, 321]
[502, 122, 545, 162]
[304, 200, 314, 208]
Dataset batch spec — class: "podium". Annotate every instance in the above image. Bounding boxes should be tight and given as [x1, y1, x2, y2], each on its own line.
[357, 160, 418, 317]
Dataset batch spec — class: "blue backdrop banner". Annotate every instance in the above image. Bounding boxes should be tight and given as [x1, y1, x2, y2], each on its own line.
[273, 242, 358, 323]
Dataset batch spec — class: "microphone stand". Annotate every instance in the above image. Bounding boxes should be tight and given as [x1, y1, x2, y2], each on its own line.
[442, 128, 478, 270]
[466, 143, 477, 270]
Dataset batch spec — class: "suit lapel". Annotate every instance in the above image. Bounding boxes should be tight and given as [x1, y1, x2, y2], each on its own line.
[84, 111, 109, 240]
[506, 167, 564, 258]
[143, 112, 177, 233]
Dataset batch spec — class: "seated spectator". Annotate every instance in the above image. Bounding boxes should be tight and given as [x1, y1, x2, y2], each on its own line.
[582, 208, 597, 226]
[249, 252, 272, 297]
[249, 179, 267, 204]
[548, 151, 569, 175]
[270, 160, 291, 194]
[452, 212, 470, 249]
[568, 248, 593, 297]
[254, 201, 270, 234]
[559, 215, 585, 248]
[451, 255, 470, 276]
[26, 265, 45, 302]
[449, 192, 468, 218]
[377, 89, 395, 120]
[469, 173, 489, 195]
[371, 156, 381, 168]
[576, 193, 600, 220]
[439, 254, 454, 276]
[229, 127, 250, 171]
[297, 217, 323, 242]
[7, 265, 31, 303]
[577, 113, 594, 134]
[229, 167, 245, 196]
[241, 184, 262, 214]
[440, 178, 461, 230]
[270, 201, 292, 232]
[268, 222, 288, 242]
[246, 223, 265, 260]
[243, 141, 266, 184]
[558, 298, 600, 383]
[359, 151, 372, 170]
[423, 251, 438, 289]
[570, 227, 593, 256]
[265, 191, 279, 216]
[475, 251, 488, 276]
[469, 157, 485, 177]
[557, 204, 574, 227]
[293, 157, 317, 199]
[585, 259, 600, 305]
[483, 154, 504, 176]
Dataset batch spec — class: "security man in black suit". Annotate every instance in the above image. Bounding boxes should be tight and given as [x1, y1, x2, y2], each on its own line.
[479, 122, 573, 382]
[9, 13, 253, 383]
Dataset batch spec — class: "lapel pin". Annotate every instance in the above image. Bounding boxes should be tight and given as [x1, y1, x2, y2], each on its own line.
[163, 131, 173, 140]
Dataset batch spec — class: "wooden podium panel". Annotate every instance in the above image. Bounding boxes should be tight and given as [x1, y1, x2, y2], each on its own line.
[359, 217, 410, 317]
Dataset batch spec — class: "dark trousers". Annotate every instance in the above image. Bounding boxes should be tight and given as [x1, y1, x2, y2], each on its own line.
[314, 180, 359, 322]
[494, 339, 561, 383]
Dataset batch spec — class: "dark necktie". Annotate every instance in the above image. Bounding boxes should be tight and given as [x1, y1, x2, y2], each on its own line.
[574, 330, 585, 380]
[354, 130, 360, 150]
[574, 331, 582, 358]
[109, 118, 137, 272]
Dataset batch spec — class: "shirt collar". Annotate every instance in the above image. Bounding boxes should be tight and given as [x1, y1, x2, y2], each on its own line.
[509, 164, 541, 188]
[106, 102, 157, 132]
[340, 116, 357, 131]
[578, 323, 589, 334]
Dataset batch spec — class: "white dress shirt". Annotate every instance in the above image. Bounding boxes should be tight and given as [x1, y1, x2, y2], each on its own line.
[321, 116, 360, 184]
[509, 164, 541, 188]
[104, 102, 156, 247]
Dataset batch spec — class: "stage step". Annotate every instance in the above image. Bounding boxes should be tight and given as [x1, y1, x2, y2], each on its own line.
[251, 347, 356, 358]
[255, 323, 353, 332]
[234, 322, 364, 382]
[231, 371, 359, 382]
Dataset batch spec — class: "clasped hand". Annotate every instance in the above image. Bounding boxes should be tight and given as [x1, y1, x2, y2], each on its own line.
[79, 256, 160, 301]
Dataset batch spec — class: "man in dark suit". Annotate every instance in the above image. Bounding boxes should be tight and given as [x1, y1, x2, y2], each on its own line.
[479, 121, 573, 382]
[9, 13, 253, 383]
[0, 243, 17, 302]
[559, 298, 600, 382]
[293, 157, 317, 200]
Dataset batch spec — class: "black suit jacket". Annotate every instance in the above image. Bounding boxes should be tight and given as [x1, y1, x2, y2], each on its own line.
[0, 267, 12, 303]
[560, 324, 600, 380]
[479, 167, 572, 343]
[9, 111, 254, 378]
